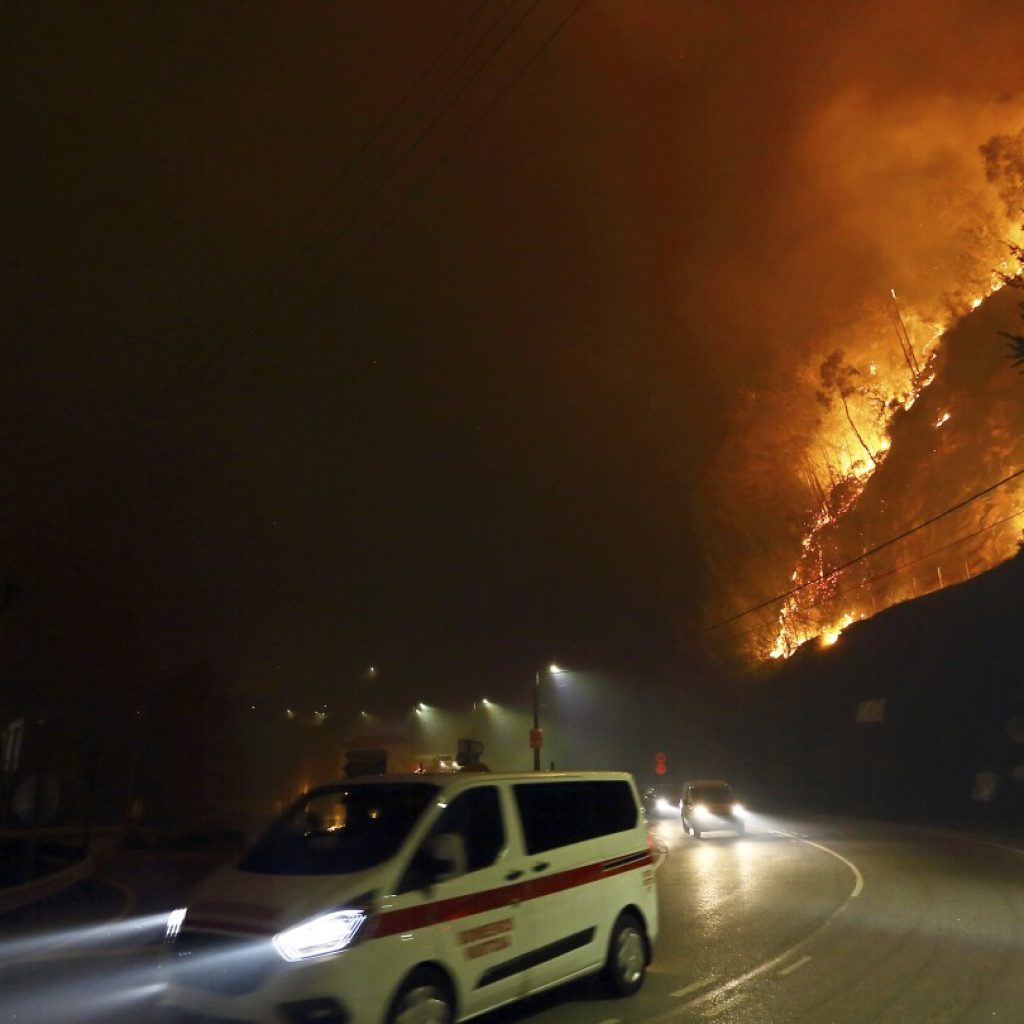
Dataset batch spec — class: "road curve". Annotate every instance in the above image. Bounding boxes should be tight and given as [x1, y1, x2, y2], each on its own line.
[494, 813, 1024, 1024]
[1, 818, 1021, 1023]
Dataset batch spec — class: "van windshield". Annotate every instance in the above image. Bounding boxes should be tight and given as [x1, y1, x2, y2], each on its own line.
[239, 782, 440, 875]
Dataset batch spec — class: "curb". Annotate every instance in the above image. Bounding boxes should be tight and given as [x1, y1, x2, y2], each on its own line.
[0, 855, 94, 914]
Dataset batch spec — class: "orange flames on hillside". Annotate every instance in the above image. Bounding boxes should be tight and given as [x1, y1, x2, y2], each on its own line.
[768, 261, 1024, 660]
[695, 30, 1024, 667]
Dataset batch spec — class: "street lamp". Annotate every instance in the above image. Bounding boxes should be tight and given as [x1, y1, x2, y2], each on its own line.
[532, 664, 562, 771]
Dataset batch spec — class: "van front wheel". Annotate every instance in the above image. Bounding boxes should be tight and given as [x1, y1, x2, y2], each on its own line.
[387, 967, 454, 1024]
[603, 911, 647, 997]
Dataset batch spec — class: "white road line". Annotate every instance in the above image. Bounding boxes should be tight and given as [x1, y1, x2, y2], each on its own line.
[671, 975, 716, 997]
[652, 839, 669, 870]
[647, 829, 867, 1024]
[778, 954, 812, 976]
[777, 832, 864, 898]
[705, 993, 748, 1018]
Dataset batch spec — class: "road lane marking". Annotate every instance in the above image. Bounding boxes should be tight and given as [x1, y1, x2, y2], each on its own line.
[772, 828, 864, 898]
[671, 975, 716, 997]
[778, 954, 812, 976]
[652, 839, 669, 870]
[705, 993, 748, 1017]
[595, 1018, 621, 1024]
[646, 828, 868, 1024]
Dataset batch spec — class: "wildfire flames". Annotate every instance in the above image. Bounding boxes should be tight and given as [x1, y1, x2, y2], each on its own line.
[705, 114, 1024, 665]
[769, 269, 1023, 660]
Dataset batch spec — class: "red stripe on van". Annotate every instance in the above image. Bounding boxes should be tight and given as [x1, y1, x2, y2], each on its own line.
[374, 850, 652, 939]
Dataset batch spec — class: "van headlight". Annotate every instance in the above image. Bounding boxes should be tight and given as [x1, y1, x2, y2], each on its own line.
[655, 797, 676, 814]
[693, 803, 710, 818]
[732, 802, 746, 817]
[165, 907, 187, 941]
[273, 910, 367, 962]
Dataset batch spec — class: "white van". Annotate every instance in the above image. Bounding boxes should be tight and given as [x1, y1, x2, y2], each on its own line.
[162, 771, 658, 1024]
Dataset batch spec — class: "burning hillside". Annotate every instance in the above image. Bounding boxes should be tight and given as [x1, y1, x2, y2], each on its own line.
[769, 280, 1024, 659]
[703, 117, 1024, 662]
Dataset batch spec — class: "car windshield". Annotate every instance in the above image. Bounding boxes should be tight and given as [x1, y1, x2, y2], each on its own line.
[693, 786, 734, 803]
[238, 782, 440, 875]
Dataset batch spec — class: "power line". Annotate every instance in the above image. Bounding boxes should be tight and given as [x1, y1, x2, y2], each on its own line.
[3, 4, 496, 558]
[155, 0, 503, 413]
[246, 0, 492, 293]
[4, 2, 592, 671]
[703, 464, 1024, 633]
[719, 502, 1024, 652]
[826, 503, 1024, 602]
[6, 3, 546, 593]
[172, 0, 589, 436]
[179, 0, 534, 412]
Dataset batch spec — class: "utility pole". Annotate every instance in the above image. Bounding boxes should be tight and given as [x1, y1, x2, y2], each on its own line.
[532, 669, 542, 772]
[0, 579, 23, 831]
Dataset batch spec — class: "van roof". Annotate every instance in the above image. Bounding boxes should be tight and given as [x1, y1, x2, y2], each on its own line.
[325, 770, 636, 788]
[684, 779, 731, 788]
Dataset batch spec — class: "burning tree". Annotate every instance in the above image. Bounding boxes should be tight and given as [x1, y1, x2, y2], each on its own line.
[815, 349, 876, 469]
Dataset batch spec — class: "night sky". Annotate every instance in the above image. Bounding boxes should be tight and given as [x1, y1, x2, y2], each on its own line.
[3, 2, 1023, 728]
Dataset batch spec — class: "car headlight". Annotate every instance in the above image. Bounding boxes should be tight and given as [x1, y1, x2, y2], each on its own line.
[273, 910, 367, 962]
[165, 907, 187, 941]
[655, 797, 675, 814]
[693, 803, 709, 818]
[732, 802, 746, 817]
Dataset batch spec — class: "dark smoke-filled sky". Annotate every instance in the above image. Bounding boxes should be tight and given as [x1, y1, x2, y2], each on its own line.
[3, 1, 1023, 725]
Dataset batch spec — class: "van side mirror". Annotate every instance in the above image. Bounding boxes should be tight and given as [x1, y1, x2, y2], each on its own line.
[403, 832, 470, 890]
[426, 832, 467, 882]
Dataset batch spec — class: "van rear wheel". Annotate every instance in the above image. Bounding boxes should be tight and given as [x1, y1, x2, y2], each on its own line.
[603, 911, 647, 997]
[387, 967, 454, 1024]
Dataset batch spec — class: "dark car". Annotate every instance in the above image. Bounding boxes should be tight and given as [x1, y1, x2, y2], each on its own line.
[680, 779, 746, 838]
[642, 786, 680, 819]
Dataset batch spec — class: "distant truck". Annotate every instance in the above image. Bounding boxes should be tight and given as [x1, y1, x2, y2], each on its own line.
[343, 736, 419, 777]
[343, 748, 391, 777]
[342, 736, 488, 777]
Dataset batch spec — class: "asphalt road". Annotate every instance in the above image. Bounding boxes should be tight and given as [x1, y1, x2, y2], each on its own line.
[1, 815, 1022, 1023]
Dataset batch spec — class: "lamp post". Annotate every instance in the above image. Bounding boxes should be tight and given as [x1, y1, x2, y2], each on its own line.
[531, 664, 562, 771]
